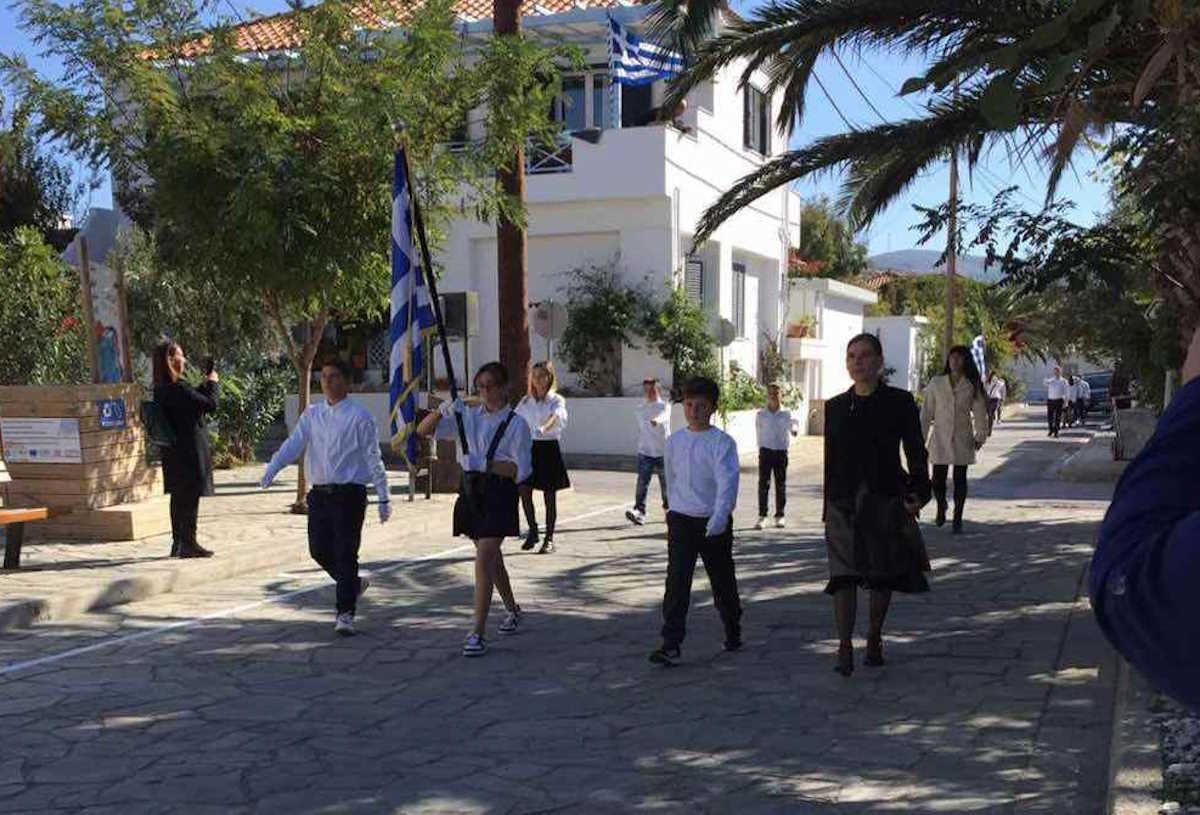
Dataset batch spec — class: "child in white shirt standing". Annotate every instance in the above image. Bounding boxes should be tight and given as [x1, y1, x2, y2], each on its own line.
[626, 377, 670, 525]
[755, 382, 799, 530]
[515, 361, 570, 554]
[650, 377, 742, 666]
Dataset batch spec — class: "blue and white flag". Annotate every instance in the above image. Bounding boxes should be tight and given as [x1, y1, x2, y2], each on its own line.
[389, 150, 437, 467]
[608, 15, 683, 86]
[970, 334, 987, 380]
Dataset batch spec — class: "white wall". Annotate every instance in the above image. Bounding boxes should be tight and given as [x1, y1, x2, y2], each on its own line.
[864, 316, 930, 393]
[818, 296, 866, 399]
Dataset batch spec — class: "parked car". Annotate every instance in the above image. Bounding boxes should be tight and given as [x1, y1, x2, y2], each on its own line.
[1025, 387, 1048, 405]
[1083, 371, 1114, 414]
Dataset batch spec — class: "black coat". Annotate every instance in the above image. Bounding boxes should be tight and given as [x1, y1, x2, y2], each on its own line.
[155, 380, 219, 496]
[824, 384, 931, 512]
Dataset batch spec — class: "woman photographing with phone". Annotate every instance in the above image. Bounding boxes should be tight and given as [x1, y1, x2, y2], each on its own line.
[152, 340, 219, 558]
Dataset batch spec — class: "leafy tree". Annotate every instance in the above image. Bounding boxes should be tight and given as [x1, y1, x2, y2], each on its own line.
[642, 283, 718, 387]
[0, 226, 88, 384]
[6, 0, 567, 508]
[792, 196, 869, 280]
[0, 91, 78, 248]
[558, 259, 649, 396]
[654, 0, 1200, 331]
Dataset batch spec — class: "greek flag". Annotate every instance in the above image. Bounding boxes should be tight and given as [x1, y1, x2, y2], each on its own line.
[608, 15, 683, 86]
[389, 150, 437, 467]
[970, 334, 987, 380]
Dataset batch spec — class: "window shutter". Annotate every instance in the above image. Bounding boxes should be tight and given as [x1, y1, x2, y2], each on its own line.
[759, 92, 770, 154]
[743, 90, 751, 150]
[685, 257, 704, 302]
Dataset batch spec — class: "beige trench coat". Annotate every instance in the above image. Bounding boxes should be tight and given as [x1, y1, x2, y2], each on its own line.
[920, 374, 990, 466]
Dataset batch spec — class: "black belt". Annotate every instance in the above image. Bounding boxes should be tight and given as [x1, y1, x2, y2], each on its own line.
[310, 483, 366, 495]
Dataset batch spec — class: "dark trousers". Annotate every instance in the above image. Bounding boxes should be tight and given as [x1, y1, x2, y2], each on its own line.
[987, 398, 1000, 433]
[634, 454, 667, 513]
[661, 512, 742, 649]
[1047, 399, 1065, 435]
[932, 464, 968, 522]
[1075, 399, 1088, 426]
[757, 448, 788, 518]
[306, 485, 367, 614]
[168, 488, 202, 550]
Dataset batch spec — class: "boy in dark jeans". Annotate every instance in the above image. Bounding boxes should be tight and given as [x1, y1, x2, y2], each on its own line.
[650, 377, 742, 666]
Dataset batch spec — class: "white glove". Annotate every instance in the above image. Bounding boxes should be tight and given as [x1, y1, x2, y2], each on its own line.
[438, 397, 465, 418]
[465, 453, 487, 473]
[259, 470, 274, 490]
[378, 502, 392, 523]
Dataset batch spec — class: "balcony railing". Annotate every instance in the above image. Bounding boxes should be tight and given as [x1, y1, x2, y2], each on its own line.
[445, 134, 574, 175]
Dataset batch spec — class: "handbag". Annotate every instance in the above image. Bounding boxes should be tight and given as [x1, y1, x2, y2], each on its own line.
[852, 489, 931, 591]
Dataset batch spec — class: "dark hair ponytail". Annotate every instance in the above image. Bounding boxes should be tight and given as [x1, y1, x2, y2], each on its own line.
[152, 340, 181, 387]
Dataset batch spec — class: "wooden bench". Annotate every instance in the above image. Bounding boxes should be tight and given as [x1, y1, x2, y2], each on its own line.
[0, 507, 51, 570]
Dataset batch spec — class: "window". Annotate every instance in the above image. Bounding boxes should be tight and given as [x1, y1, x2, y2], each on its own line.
[685, 257, 704, 303]
[622, 83, 654, 128]
[732, 263, 746, 337]
[592, 72, 608, 129]
[743, 87, 770, 155]
[550, 76, 588, 132]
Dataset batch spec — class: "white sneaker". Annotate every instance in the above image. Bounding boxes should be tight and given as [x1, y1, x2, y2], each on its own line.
[775, 517, 786, 529]
[626, 509, 646, 526]
[462, 632, 487, 657]
[334, 612, 356, 636]
[498, 608, 522, 635]
[755, 517, 766, 530]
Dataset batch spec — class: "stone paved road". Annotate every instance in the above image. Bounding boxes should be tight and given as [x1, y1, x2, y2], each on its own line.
[0, 409, 1118, 813]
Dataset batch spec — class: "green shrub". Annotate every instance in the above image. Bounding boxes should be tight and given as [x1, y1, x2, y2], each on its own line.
[642, 284, 718, 387]
[194, 359, 292, 468]
[558, 259, 648, 395]
[718, 362, 766, 416]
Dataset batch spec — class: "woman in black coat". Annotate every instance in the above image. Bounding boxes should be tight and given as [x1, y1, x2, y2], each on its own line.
[152, 340, 219, 558]
[824, 333, 932, 677]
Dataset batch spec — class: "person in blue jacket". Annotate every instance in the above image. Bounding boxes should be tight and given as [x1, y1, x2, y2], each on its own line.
[1090, 327, 1200, 710]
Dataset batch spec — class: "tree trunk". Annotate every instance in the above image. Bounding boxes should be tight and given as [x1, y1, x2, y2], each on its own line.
[494, 0, 531, 402]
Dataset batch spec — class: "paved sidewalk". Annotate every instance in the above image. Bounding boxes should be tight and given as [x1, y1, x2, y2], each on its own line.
[0, 409, 1119, 813]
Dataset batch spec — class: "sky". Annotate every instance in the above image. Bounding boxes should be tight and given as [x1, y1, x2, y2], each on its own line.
[1, 0, 1112, 255]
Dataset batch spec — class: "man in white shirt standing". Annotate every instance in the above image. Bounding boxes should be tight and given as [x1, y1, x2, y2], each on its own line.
[1044, 366, 1070, 437]
[985, 371, 1007, 432]
[650, 377, 742, 667]
[755, 382, 799, 530]
[260, 359, 391, 636]
[626, 378, 670, 526]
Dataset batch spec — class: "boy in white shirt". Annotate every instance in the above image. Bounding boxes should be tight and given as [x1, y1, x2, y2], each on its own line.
[650, 377, 742, 667]
[626, 378, 670, 525]
[755, 383, 799, 530]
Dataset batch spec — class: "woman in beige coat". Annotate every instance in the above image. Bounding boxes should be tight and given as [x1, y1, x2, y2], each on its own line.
[921, 346, 989, 534]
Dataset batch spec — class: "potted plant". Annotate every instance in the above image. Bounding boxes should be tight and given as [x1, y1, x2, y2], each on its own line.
[787, 315, 816, 338]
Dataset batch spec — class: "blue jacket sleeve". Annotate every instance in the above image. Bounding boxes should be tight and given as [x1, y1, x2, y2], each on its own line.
[1090, 377, 1200, 710]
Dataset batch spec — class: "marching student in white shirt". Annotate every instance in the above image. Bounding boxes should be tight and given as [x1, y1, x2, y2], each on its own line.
[1076, 376, 1092, 427]
[1065, 375, 1081, 427]
[985, 371, 1007, 432]
[416, 361, 532, 657]
[755, 382, 800, 530]
[626, 377, 671, 525]
[515, 361, 570, 554]
[1044, 366, 1070, 437]
[260, 359, 391, 637]
[649, 377, 742, 667]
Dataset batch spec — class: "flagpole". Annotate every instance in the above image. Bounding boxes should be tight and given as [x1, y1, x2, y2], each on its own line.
[397, 140, 471, 455]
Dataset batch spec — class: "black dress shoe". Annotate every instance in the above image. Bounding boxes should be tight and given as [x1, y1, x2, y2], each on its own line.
[179, 543, 214, 558]
[935, 502, 947, 527]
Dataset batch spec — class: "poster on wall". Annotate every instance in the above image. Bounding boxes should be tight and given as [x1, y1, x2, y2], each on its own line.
[0, 418, 84, 464]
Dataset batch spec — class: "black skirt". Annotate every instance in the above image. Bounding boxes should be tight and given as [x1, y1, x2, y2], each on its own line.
[453, 472, 520, 540]
[527, 439, 571, 492]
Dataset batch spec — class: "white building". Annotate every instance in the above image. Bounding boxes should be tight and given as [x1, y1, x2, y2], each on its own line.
[429, 3, 802, 394]
[782, 278, 878, 404]
[863, 314, 931, 393]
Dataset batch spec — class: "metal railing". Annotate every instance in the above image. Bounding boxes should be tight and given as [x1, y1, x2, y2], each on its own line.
[445, 134, 574, 175]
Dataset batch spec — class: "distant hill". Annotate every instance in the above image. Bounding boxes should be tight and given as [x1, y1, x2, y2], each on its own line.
[868, 249, 1001, 283]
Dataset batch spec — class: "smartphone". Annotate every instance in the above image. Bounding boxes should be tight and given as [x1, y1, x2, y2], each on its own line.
[203, 357, 215, 376]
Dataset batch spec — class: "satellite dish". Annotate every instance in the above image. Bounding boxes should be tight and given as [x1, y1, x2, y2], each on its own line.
[714, 317, 737, 347]
[532, 301, 568, 341]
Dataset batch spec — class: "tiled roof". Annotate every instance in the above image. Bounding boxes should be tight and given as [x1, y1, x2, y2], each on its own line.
[182, 0, 648, 56]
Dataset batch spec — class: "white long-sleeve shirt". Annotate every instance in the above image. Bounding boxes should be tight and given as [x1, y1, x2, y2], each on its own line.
[515, 393, 568, 441]
[636, 399, 671, 457]
[1045, 376, 1070, 401]
[1079, 380, 1091, 401]
[664, 425, 740, 536]
[264, 398, 389, 503]
[756, 408, 799, 451]
[986, 378, 1007, 401]
[436, 404, 533, 483]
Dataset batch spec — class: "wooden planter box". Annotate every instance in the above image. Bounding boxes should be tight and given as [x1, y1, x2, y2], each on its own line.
[0, 384, 168, 540]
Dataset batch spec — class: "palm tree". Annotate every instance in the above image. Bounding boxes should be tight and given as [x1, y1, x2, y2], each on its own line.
[651, 0, 1200, 322]
[494, 0, 532, 401]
